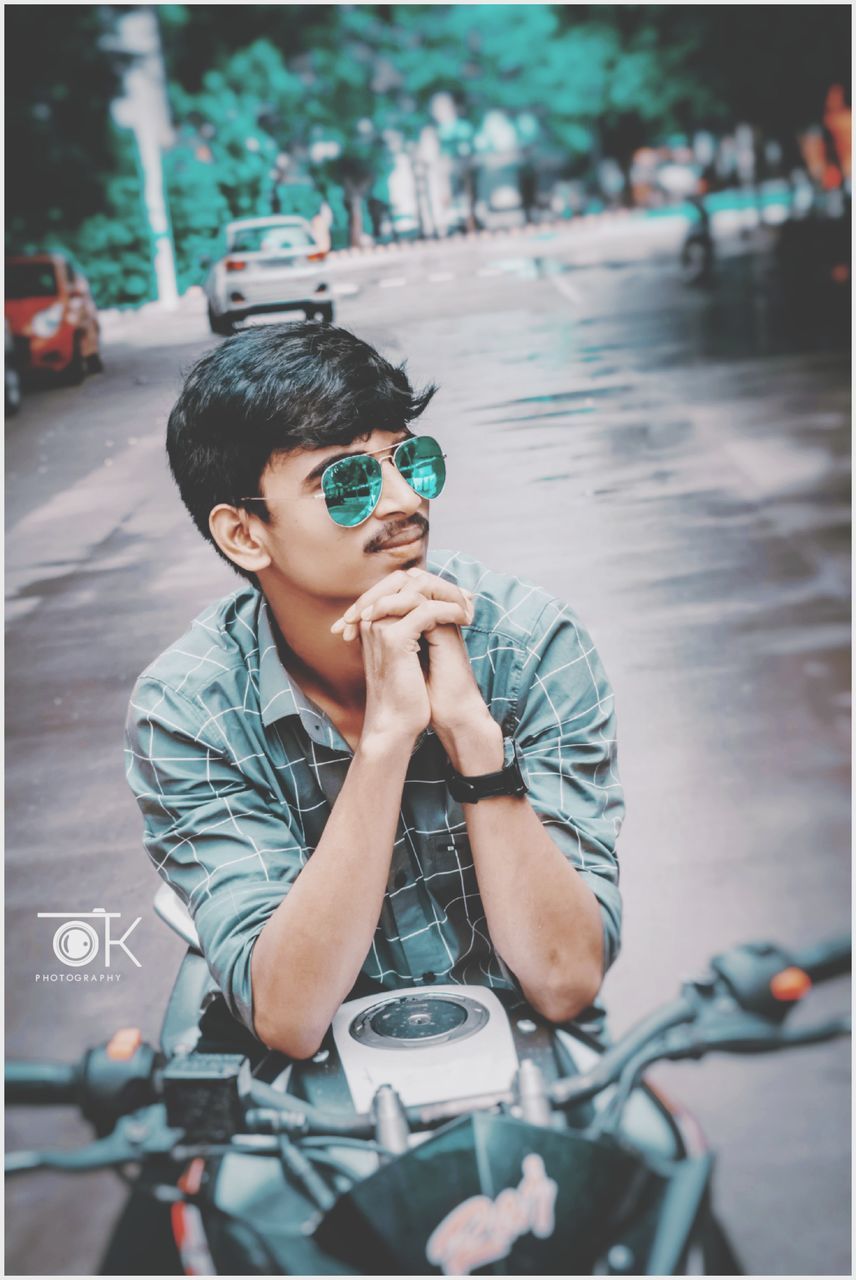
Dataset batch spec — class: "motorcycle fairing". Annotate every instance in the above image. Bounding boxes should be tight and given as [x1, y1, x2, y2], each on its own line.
[312, 1112, 691, 1275]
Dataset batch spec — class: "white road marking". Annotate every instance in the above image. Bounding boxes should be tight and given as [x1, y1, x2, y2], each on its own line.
[549, 273, 584, 304]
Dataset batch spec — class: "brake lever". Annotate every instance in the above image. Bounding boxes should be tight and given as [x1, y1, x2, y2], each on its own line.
[708, 940, 823, 1023]
[5, 1105, 184, 1176]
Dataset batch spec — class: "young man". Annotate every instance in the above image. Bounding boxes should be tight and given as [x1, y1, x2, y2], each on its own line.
[125, 323, 624, 1059]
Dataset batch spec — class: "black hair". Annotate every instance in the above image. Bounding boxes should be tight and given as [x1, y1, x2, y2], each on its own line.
[166, 321, 437, 582]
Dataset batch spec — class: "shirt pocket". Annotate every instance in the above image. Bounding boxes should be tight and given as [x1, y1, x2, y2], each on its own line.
[429, 829, 481, 926]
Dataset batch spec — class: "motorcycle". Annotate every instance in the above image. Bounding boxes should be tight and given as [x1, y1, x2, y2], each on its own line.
[680, 196, 715, 287]
[6, 882, 850, 1276]
[776, 198, 852, 304]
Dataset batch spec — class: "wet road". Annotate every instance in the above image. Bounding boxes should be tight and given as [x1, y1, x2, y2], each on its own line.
[5, 218, 850, 1275]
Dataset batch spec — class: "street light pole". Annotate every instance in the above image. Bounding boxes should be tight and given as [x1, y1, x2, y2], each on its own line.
[110, 7, 179, 310]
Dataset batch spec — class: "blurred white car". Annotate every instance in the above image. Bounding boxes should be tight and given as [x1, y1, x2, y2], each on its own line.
[204, 216, 334, 335]
[656, 162, 703, 200]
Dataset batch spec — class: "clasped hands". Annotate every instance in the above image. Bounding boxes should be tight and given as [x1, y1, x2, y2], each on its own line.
[330, 567, 490, 741]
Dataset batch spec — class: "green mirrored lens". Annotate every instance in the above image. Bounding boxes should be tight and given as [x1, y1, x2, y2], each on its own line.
[396, 435, 446, 499]
[322, 455, 382, 527]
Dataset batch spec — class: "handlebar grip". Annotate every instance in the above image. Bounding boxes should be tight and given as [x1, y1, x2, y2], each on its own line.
[792, 936, 851, 983]
[6, 1061, 80, 1106]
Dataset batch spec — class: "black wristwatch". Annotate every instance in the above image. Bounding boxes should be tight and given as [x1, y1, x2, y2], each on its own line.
[447, 734, 529, 804]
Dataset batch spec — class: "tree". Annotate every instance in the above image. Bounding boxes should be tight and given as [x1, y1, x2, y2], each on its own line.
[385, 7, 719, 209]
[5, 2, 156, 307]
[163, 136, 231, 293]
[659, 6, 850, 132]
[301, 24, 399, 245]
[5, 6, 138, 253]
[572, 6, 851, 177]
[161, 18, 401, 248]
[65, 126, 157, 307]
[157, 4, 335, 91]
[160, 6, 400, 246]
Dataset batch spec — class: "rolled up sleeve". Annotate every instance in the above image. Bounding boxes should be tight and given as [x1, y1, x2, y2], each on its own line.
[124, 678, 308, 1035]
[513, 601, 624, 975]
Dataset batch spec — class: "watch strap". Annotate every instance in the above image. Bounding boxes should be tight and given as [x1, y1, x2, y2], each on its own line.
[447, 734, 528, 803]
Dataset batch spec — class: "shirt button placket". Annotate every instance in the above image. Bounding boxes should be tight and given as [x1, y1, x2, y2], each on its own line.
[392, 829, 438, 985]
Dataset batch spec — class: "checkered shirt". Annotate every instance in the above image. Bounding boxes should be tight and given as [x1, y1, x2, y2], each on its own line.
[125, 549, 624, 1039]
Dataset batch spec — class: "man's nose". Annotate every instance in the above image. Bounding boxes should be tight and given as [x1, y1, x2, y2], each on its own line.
[375, 455, 423, 517]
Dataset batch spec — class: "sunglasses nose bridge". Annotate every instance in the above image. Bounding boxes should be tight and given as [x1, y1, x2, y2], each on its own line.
[376, 450, 423, 512]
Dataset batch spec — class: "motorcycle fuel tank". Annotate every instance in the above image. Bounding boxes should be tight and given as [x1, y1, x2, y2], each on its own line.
[330, 985, 519, 1112]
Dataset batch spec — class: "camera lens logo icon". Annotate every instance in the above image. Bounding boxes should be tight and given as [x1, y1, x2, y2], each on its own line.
[52, 920, 100, 967]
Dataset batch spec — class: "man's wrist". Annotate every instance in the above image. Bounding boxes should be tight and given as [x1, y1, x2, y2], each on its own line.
[437, 711, 504, 776]
[356, 729, 419, 764]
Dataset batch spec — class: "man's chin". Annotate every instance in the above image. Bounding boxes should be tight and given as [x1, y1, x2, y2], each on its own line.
[360, 535, 427, 586]
[401, 538, 427, 569]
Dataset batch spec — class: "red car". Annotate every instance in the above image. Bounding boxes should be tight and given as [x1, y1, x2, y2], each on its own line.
[5, 253, 102, 384]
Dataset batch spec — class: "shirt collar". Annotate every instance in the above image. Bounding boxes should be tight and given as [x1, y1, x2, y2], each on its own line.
[257, 596, 305, 728]
[253, 591, 427, 752]
[257, 596, 366, 750]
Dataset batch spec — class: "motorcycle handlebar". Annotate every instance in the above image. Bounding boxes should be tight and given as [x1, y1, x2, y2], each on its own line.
[550, 995, 697, 1107]
[5, 933, 850, 1146]
[791, 935, 851, 984]
[5, 1061, 81, 1106]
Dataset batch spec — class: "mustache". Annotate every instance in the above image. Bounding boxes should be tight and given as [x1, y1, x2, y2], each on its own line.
[367, 516, 429, 552]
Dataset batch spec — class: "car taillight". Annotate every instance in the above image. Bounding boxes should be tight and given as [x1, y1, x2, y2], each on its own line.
[308, 252, 328, 262]
[226, 259, 247, 272]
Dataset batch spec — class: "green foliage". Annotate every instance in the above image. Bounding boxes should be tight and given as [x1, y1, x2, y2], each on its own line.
[158, 4, 333, 92]
[384, 7, 721, 173]
[14, 124, 155, 309]
[166, 29, 397, 247]
[163, 137, 231, 292]
[168, 61, 281, 220]
[275, 183, 325, 221]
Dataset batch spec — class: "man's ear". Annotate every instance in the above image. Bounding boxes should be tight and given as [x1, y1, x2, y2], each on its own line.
[209, 504, 272, 576]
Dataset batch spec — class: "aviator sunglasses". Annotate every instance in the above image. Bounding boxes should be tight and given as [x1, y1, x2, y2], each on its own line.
[243, 435, 447, 528]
